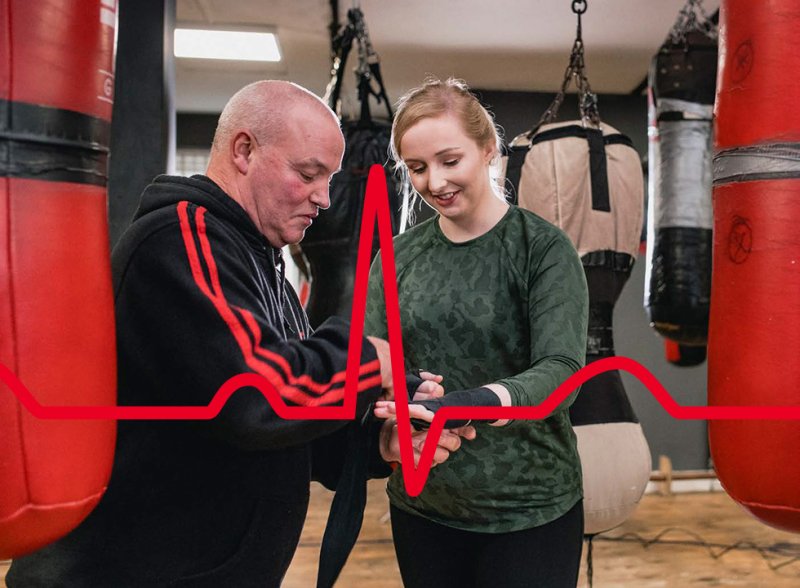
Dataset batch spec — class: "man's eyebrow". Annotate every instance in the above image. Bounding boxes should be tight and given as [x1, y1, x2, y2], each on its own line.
[297, 158, 340, 174]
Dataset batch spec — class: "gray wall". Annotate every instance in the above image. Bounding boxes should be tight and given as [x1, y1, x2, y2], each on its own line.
[479, 89, 709, 471]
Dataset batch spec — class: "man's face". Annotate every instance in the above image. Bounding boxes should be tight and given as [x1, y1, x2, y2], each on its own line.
[246, 104, 344, 248]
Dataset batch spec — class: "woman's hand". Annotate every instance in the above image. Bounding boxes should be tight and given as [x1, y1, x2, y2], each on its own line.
[378, 418, 477, 467]
[411, 371, 444, 401]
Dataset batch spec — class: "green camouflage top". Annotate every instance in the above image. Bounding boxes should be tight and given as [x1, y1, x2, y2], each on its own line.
[365, 205, 589, 533]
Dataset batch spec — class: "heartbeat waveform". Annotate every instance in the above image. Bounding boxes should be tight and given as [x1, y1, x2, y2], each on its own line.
[2, 164, 800, 496]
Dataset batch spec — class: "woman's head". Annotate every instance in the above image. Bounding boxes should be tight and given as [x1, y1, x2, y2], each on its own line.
[390, 78, 506, 225]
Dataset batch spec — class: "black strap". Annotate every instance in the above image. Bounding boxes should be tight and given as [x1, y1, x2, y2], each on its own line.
[327, 25, 356, 115]
[657, 111, 713, 123]
[0, 99, 110, 186]
[586, 128, 610, 212]
[529, 124, 634, 148]
[504, 146, 527, 205]
[581, 250, 635, 272]
[316, 418, 372, 588]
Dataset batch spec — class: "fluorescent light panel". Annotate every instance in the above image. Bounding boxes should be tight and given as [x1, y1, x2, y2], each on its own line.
[174, 28, 281, 62]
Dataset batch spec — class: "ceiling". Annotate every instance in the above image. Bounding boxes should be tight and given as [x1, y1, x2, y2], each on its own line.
[175, 0, 720, 113]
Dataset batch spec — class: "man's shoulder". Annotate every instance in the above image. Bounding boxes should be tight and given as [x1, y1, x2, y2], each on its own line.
[121, 201, 244, 251]
[112, 201, 251, 283]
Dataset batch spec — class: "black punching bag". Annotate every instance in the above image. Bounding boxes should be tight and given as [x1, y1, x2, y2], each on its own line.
[645, 17, 718, 345]
[299, 8, 401, 328]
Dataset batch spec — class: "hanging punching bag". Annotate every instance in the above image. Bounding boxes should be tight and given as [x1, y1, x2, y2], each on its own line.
[0, 0, 117, 558]
[664, 340, 707, 367]
[709, 0, 800, 533]
[504, 18, 651, 534]
[300, 8, 401, 328]
[645, 24, 717, 345]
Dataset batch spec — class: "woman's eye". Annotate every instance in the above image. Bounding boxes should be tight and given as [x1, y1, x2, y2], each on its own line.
[444, 159, 459, 167]
[409, 167, 425, 175]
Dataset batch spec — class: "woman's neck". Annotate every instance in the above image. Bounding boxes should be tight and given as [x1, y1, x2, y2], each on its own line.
[438, 191, 509, 243]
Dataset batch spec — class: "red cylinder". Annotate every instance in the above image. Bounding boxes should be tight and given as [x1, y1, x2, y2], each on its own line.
[709, 0, 800, 532]
[0, 0, 117, 557]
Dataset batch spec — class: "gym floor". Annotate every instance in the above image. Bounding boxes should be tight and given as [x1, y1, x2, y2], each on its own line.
[3, 481, 799, 587]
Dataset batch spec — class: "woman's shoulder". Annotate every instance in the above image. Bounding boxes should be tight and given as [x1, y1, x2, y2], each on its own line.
[392, 216, 438, 260]
[499, 205, 575, 253]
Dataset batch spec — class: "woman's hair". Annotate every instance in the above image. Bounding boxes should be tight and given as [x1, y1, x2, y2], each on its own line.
[390, 77, 506, 226]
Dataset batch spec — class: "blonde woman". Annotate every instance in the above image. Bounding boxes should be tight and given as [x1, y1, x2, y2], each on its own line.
[366, 78, 589, 587]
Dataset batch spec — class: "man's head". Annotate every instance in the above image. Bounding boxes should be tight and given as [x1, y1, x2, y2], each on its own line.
[207, 80, 345, 248]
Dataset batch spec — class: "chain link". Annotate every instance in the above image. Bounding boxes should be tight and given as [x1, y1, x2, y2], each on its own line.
[668, 0, 718, 44]
[572, 0, 587, 15]
[534, 0, 600, 132]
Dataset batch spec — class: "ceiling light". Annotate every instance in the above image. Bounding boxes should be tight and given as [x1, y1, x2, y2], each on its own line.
[174, 28, 281, 62]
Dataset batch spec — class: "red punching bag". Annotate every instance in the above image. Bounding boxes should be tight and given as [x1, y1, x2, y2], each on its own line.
[709, 0, 800, 532]
[0, 0, 117, 557]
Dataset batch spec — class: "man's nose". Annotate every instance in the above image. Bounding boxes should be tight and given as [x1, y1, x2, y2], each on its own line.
[311, 187, 331, 211]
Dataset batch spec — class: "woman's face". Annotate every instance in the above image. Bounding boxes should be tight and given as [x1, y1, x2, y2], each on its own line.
[399, 113, 494, 223]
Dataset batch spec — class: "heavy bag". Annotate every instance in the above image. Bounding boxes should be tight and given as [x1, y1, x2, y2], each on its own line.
[645, 30, 717, 345]
[0, 0, 117, 558]
[664, 340, 707, 368]
[709, 0, 800, 533]
[299, 7, 401, 329]
[300, 121, 402, 328]
[505, 120, 651, 534]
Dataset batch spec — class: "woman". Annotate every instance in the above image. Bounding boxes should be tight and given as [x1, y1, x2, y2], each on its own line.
[365, 78, 589, 587]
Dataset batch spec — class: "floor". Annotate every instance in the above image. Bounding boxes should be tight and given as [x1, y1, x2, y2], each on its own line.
[3, 482, 800, 587]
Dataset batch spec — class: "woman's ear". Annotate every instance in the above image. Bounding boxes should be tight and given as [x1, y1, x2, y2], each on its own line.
[484, 143, 498, 164]
[232, 131, 255, 174]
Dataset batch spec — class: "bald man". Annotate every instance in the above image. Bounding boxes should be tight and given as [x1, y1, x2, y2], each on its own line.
[7, 81, 472, 587]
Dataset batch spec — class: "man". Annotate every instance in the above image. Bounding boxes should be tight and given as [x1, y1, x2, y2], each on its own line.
[8, 81, 472, 586]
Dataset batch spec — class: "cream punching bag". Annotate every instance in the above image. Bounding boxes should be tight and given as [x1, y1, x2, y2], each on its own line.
[0, 0, 117, 557]
[709, 0, 800, 532]
[504, 14, 650, 534]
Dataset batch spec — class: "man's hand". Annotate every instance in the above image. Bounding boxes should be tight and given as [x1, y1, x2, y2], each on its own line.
[378, 418, 476, 467]
[366, 336, 393, 398]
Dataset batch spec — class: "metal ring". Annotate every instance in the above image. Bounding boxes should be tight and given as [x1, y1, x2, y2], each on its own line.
[572, 0, 588, 15]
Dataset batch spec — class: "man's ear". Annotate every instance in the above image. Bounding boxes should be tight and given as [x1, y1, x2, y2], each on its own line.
[232, 131, 255, 174]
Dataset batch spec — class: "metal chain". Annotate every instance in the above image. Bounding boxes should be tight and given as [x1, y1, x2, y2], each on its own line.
[534, 0, 599, 131]
[668, 0, 718, 44]
[335, 7, 392, 120]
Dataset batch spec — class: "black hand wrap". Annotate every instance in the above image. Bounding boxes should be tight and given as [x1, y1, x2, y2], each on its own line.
[410, 387, 501, 431]
[405, 369, 425, 400]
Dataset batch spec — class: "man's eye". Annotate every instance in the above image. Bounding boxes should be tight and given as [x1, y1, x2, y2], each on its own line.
[299, 172, 314, 182]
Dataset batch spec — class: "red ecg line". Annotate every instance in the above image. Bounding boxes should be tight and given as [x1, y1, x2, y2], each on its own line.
[2, 164, 800, 496]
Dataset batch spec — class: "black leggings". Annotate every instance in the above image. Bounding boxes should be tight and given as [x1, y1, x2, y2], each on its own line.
[390, 500, 584, 588]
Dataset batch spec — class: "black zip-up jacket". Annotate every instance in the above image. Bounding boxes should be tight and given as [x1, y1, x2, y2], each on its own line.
[8, 175, 385, 587]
